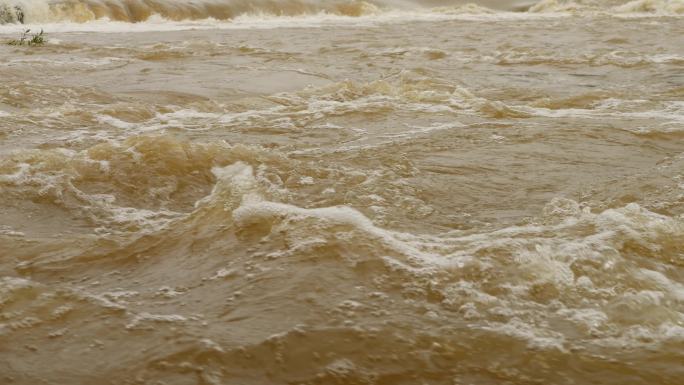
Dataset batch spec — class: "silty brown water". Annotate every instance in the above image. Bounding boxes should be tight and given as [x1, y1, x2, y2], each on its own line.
[0, 2, 683, 384]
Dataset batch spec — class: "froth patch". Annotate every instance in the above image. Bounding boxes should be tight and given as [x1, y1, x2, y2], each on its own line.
[0, 0, 384, 24]
[614, 0, 684, 13]
[529, 0, 684, 13]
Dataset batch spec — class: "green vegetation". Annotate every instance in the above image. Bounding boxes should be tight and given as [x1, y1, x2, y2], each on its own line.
[7, 29, 47, 46]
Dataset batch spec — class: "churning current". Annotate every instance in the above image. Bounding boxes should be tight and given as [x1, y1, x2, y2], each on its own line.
[0, 1, 683, 384]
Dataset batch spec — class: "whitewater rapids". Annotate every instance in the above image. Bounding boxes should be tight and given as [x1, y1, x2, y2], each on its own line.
[0, 1, 683, 384]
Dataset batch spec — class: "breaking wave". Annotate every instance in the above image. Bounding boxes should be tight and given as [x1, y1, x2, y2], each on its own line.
[0, 0, 682, 24]
[0, 0, 383, 24]
[2, 136, 684, 383]
[528, 0, 684, 13]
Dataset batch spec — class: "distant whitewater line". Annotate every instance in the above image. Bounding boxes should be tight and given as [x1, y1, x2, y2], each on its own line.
[7, 0, 385, 23]
[0, 0, 681, 24]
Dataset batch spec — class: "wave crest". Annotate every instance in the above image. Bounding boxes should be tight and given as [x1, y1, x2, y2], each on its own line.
[528, 0, 684, 13]
[0, 0, 382, 24]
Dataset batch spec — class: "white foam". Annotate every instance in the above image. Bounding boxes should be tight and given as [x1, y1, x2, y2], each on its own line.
[529, 0, 684, 14]
[515, 98, 684, 132]
[0, 225, 25, 237]
[0, 162, 30, 183]
[0, 8, 578, 35]
[194, 162, 684, 346]
[126, 312, 187, 329]
[2, 57, 127, 68]
[95, 114, 137, 130]
[614, 0, 684, 14]
[482, 318, 567, 350]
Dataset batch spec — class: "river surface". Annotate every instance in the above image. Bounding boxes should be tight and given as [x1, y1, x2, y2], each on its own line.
[1, 1, 683, 384]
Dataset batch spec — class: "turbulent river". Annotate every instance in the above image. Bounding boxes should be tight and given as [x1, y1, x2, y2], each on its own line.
[0, 0, 683, 384]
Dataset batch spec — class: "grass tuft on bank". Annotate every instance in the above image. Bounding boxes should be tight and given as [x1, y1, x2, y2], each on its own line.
[7, 29, 46, 46]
